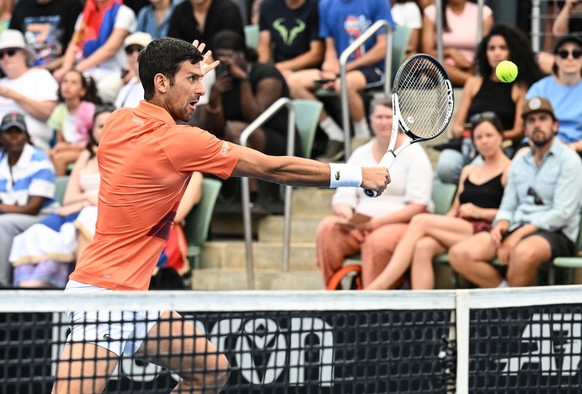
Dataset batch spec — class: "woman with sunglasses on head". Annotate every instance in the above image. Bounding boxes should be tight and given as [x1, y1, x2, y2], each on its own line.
[525, 34, 582, 156]
[366, 114, 511, 290]
[435, 24, 544, 185]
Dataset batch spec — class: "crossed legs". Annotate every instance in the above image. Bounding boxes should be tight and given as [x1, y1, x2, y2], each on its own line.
[365, 214, 474, 290]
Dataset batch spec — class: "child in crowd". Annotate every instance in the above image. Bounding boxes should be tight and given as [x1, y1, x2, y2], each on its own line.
[48, 69, 100, 176]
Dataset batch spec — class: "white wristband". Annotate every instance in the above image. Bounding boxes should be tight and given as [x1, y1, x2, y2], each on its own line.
[329, 163, 362, 188]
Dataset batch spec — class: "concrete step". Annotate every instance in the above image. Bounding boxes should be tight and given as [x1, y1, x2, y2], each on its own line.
[258, 216, 323, 242]
[291, 188, 334, 216]
[210, 188, 333, 238]
[201, 240, 317, 271]
[191, 269, 324, 290]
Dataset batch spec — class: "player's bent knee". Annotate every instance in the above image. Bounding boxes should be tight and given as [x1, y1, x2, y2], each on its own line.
[180, 353, 230, 390]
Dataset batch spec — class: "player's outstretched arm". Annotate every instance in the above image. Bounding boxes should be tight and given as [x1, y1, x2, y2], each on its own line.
[232, 146, 390, 194]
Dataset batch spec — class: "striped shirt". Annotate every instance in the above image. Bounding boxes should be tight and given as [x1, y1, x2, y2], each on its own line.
[0, 144, 57, 213]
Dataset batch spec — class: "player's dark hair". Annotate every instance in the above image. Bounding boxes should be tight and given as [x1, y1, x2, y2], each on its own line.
[475, 24, 544, 88]
[138, 38, 204, 100]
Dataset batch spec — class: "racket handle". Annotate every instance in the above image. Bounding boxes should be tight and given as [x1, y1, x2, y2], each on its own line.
[363, 153, 396, 198]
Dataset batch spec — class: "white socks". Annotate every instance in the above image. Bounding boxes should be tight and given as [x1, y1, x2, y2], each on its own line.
[319, 117, 371, 140]
[319, 116, 344, 142]
[353, 118, 371, 138]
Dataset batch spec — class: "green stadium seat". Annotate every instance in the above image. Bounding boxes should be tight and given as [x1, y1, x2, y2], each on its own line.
[550, 209, 582, 284]
[244, 24, 259, 49]
[55, 176, 69, 205]
[183, 178, 222, 269]
[292, 99, 323, 159]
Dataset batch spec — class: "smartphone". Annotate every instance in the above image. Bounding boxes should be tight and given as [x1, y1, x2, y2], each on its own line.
[313, 79, 335, 87]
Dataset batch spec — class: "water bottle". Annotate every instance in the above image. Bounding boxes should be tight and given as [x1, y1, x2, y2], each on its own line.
[461, 130, 475, 160]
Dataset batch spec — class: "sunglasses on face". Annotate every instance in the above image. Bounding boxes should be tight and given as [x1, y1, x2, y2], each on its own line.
[0, 49, 17, 60]
[556, 49, 582, 59]
[124, 45, 144, 55]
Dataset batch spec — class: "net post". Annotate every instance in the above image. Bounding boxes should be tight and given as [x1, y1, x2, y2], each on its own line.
[455, 289, 470, 394]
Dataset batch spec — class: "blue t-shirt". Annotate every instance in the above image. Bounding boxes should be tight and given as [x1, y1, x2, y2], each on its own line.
[318, 0, 394, 70]
[136, 0, 183, 39]
[526, 75, 582, 144]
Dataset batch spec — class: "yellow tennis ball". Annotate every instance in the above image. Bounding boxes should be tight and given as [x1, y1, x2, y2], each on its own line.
[496, 60, 518, 83]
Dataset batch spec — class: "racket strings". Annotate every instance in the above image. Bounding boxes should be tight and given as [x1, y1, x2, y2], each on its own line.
[395, 58, 452, 139]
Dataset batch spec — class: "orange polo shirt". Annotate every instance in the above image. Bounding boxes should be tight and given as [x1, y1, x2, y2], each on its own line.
[70, 101, 241, 290]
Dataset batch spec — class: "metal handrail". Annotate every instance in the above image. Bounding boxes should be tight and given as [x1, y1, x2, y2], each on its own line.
[477, 0, 484, 46]
[531, 0, 542, 53]
[435, 0, 444, 64]
[339, 19, 393, 157]
[239, 97, 295, 290]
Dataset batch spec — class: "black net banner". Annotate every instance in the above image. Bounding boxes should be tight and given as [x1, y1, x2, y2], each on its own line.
[8, 288, 581, 393]
[0, 309, 452, 394]
[469, 304, 582, 393]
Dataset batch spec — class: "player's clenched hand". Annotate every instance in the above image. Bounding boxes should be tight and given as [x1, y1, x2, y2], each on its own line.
[361, 167, 390, 195]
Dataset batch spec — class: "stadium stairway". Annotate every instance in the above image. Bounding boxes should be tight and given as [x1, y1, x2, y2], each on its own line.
[190, 188, 332, 290]
[190, 185, 458, 291]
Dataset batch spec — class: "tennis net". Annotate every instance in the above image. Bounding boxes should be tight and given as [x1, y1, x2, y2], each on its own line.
[1, 287, 582, 393]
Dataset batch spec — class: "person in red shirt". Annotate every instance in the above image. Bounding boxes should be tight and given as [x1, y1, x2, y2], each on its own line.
[51, 38, 390, 393]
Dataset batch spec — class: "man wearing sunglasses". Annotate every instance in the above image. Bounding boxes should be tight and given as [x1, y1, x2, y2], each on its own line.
[0, 29, 58, 152]
[449, 96, 582, 288]
[525, 34, 582, 157]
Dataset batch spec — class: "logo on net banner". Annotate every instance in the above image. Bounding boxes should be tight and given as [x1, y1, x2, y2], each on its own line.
[50, 315, 335, 387]
[208, 317, 335, 385]
[498, 313, 582, 376]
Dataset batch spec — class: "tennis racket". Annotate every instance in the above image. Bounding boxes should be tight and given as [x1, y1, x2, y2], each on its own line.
[364, 54, 454, 197]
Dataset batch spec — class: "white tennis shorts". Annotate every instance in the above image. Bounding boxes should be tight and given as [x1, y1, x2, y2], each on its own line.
[65, 280, 161, 356]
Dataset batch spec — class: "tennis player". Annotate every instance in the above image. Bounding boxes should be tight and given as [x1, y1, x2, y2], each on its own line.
[52, 38, 390, 393]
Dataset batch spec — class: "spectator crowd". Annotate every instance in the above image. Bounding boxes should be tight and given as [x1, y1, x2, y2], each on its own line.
[0, 0, 581, 291]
